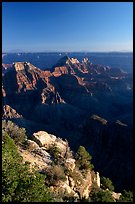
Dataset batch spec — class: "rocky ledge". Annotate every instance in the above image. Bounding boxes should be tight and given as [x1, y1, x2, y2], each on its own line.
[18, 130, 121, 201]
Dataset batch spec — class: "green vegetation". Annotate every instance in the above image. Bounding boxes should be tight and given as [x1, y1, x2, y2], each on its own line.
[75, 145, 94, 170]
[47, 144, 61, 164]
[2, 133, 52, 202]
[90, 189, 115, 202]
[118, 190, 133, 202]
[2, 120, 27, 146]
[100, 176, 114, 191]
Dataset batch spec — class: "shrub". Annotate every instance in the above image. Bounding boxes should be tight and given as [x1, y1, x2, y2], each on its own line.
[2, 120, 27, 145]
[118, 190, 133, 202]
[75, 145, 94, 170]
[100, 176, 114, 191]
[45, 165, 66, 186]
[90, 189, 115, 202]
[47, 144, 62, 165]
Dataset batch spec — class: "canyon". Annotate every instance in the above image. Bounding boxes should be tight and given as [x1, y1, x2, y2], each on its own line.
[2, 56, 133, 191]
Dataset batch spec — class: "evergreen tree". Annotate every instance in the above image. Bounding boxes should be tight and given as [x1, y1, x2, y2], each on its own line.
[75, 145, 94, 170]
[100, 176, 114, 191]
[118, 190, 133, 202]
[90, 189, 115, 202]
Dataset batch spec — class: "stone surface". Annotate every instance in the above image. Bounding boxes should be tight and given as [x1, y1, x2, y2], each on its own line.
[111, 192, 121, 200]
[27, 139, 40, 149]
[18, 146, 51, 170]
[80, 171, 92, 199]
[32, 131, 68, 158]
[65, 158, 76, 171]
[33, 131, 56, 147]
[96, 172, 100, 187]
[57, 181, 79, 199]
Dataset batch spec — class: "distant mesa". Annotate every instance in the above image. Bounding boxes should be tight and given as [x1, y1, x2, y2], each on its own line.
[91, 114, 108, 125]
[12, 62, 38, 72]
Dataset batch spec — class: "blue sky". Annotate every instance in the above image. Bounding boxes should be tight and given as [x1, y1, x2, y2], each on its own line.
[2, 2, 133, 52]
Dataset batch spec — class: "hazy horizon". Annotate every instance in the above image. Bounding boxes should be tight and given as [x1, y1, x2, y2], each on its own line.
[2, 50, 133, 54]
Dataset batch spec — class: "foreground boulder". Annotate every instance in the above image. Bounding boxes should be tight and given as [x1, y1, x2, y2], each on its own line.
[32, 131, 67, 154]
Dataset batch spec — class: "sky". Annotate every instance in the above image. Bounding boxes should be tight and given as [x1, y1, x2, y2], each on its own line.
[2, 2, 133, 52]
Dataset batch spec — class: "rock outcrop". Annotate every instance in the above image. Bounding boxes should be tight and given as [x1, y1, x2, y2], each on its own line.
[2, 105, 23, 119]
[111, 192, 121, 200]
[18, 130, 102, 200]
[32, 131, 57, 147]
[32, 131, 67, 154]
